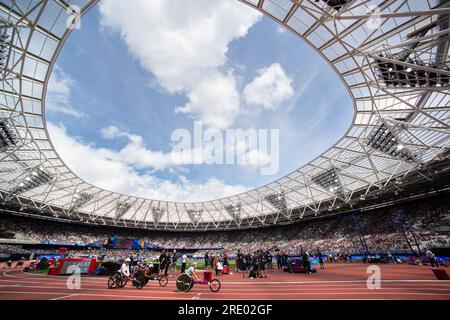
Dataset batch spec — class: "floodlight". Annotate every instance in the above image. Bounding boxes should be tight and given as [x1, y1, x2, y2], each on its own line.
[374, 20, 449, 88]
[12, 167, 53, 195]
[265, 191, 289, 218]
[187, 209, 203, 225]
[225, 204, 242, 221]
[151, 207, 165, 224]
[316, 0, 351, 11]
[69, 192, 93, 211]
[115, 202, 131, 219]
[312, 168, 344, 195]
[0, 29, 9, 73]
[366, 123, 414, 161]
[0, 119, 18, 150]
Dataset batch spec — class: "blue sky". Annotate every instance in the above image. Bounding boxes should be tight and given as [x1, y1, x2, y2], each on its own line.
[46, 0, 353, 202]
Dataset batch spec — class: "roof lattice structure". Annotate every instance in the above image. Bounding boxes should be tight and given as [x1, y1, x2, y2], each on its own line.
[0, 0, 449, 230]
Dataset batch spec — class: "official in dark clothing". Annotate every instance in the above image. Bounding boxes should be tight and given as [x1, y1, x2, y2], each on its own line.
[165, 252, 172, 276]
[204, 252, 209, 269]
[318, 252, 325, 270]
[302, 252, 310, 274]
[236, 250, 245, 272]
[245, 254, 251, 271]
[159, 251, 167, 276]
[276, 253, 282, 270]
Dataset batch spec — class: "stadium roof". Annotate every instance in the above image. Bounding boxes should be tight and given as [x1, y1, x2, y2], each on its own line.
[0, 0, 449, 230]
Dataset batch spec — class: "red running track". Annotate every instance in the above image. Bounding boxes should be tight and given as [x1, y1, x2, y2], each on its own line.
[0, 263, 449, 300]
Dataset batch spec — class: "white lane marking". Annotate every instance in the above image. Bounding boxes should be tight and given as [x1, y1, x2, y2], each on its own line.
[51, 294, 79, 301]
[1, 278, 450, 292]
[2, 283, 450, 293]
[0, 285, 21, 288]
[4, 270, 450, 285]
[2, 276, 449, 287]
[0, 290, 449, 300]
[2, 271, 19, 278]
[192, 293, 202, 300]
[220, 279, 450, 285]
[0, 291, 193, 300]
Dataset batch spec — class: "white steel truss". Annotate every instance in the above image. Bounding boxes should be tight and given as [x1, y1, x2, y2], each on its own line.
[0, 0, 449, 230]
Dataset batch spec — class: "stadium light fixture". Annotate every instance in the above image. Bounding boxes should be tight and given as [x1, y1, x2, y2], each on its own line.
[69, 192, 93, 212]
[374, 20, 449, 88]
[376, 56, 449, 88]
[366, 122, 414, 161]
[265, 191, 290, 218]
[0, 26, 11, 76]
[315, 0, 351, 12]
[115, 202, 131, 220]
[312, 168, 344, 196]
[151, 207, 165, 224]
[0, 119, 18, 150]
[187, 209, 203, 226]
[12, 167, 53, 195]
[0, 31, 9, 72]
[225, 204, 242, 222]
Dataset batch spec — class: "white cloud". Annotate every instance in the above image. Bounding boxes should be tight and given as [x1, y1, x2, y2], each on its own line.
[100, 125, 176, 171]
[100, 125, 204, 170]
[99, 0, 261, 129]
[175, 71, 240, 129]
[99, 125, 274, 173]
[46, 66, 85, 118]
[277, 26, 287, 34]
[243, 63, 294, 110]
[48, 122, 249, 202]
[98, 0, 260, 92]
[100, 126, 121, 139]
[239, 149, 273, 173]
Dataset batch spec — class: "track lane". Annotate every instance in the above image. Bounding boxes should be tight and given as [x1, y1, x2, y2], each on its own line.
[1, 263, 449, 300]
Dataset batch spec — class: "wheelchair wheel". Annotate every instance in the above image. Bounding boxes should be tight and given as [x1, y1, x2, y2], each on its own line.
[176, 274, 193, 293]
[135, 282, 144, 289]
[108, 274, 119, 289]
[118, 276, 128, 288]
[133, 278, 145, 289]
[159, 275, 168, 287]
[108, 272, 124, 289]
[209, 279, 221, 293]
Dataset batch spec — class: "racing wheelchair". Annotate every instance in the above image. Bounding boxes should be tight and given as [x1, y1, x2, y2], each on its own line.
[175, 271, 221, 293]
[107, 272, 128, 289]
[131, 269, 168, 289]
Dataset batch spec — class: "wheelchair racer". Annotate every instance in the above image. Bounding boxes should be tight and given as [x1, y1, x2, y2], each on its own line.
[132, 262, 147, 287]
[185, 261, 199, 281]
[120, 258, 131, 279]
[146, 264, 155, 278]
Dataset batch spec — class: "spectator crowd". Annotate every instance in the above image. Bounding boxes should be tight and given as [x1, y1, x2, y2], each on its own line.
[1, 196, 449, 257]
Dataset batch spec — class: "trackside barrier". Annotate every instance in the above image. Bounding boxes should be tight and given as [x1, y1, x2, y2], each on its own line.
[48, 258, 97, 276]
